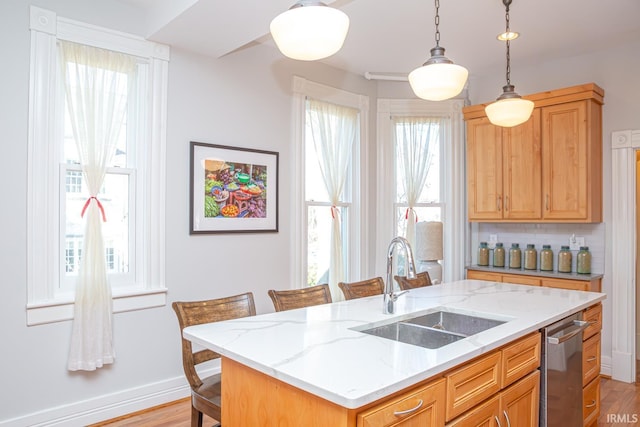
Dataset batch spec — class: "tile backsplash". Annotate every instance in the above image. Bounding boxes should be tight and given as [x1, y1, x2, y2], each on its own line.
[471, 223, 605, 274]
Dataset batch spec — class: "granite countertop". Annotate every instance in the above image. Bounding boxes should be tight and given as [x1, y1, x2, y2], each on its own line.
[183, 279, 605, 409]
[466, 265, 604, 281]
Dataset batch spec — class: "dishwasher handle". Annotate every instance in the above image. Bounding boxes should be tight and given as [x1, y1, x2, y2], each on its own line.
[547, 320, 590, 344]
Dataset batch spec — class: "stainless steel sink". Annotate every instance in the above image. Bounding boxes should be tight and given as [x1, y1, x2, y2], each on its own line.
[356, 310, 507, 349]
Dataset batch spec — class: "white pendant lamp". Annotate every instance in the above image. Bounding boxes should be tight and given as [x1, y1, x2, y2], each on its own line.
[485, 0, 533, 127]
[408, 0, 468, 101]
[270, 1, 349, 61]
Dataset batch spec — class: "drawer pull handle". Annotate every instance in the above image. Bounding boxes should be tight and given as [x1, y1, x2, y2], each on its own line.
[586, 400, 597, 408]
[586, 356, 597, 362]
[393, 399, 423, 416]
[494, 415, 502, 427]
[546, 194, 549, 210]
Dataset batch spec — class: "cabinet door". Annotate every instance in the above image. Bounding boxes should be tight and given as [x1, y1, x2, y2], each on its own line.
[467, 118, 503, 220]
[447, 395, 500, 427]
[357, 378, 446, 427]
[542, 101, 589, 220]
[499, 370, 540, 427]
[502, 109, 542, 219]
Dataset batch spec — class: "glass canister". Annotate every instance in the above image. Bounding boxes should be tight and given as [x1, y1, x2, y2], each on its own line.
[558, 245, 572, 273]
[493, 243, 505, 268]
[524, 244, 537, 270]
[477, 242, 490, 266]
[577, 246, 592, 274]
[540, 245, 554, 271]
[509, 243, 522, 269]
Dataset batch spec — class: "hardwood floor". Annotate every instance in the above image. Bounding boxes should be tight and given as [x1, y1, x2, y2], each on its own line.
[93, 377, 639, 426]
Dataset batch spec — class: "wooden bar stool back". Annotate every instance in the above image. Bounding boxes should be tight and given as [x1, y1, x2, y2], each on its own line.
[268, 284, 332, 312]
[338, 277, 385, 300]
[394, 271, 433, 291]
[172, 292, 256, 427]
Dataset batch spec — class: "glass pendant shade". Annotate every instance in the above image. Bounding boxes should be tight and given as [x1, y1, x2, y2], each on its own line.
[270, 2, 349, 61]
[485, 85, 534, 127]
[408, 48, 469, 101]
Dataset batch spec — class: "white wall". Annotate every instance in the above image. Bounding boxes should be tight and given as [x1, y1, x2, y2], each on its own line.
[0, 1, 377, 425]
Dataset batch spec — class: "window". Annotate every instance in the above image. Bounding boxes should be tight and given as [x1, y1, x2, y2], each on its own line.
[292, 77, 369, 299]
[376, 99, 467, 283]
[27, 6, 169, 325]
[392, 118, 444, 238]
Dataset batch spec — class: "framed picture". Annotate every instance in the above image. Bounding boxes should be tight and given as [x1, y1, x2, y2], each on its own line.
[190, 141, 279, 234]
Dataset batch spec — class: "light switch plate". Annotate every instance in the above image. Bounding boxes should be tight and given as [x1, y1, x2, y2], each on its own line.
[569, 236, 585, 251]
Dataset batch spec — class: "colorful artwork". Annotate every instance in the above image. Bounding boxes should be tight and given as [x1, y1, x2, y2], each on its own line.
[190, 142, 278, 233]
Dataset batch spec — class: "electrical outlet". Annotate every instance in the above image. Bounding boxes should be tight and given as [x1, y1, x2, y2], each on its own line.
[488, 234, 498, 249]
[569, 236, 585, 251]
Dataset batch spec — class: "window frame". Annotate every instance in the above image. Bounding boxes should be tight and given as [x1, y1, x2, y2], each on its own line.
[27, 6, 169, 325]
[376, 99, 467, 283]
[292, 77, 370, 289]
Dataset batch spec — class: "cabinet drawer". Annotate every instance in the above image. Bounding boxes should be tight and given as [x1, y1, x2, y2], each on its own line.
[542, 278, 589, 291]
[583, 303, 602, 341]
[582, 333, 601, 386]
[583, 377, 600, 426]
[446, 351, 501, 421]
[501, 332, 541, 388]
[357, 378, 446, 427]
[501, 274, 541, 286]
[467, 271, 502, 282]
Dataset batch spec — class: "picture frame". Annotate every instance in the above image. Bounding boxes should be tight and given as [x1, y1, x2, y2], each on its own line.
[190, 141, 279, 234]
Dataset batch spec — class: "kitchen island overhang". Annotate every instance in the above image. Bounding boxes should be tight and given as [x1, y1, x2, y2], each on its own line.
[183, 279, 605, 410]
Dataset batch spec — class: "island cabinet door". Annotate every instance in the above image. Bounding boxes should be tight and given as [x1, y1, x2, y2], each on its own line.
[356, 378, 446, 427]
[498, 370, 540, 427]
[445, 395, 500, 427]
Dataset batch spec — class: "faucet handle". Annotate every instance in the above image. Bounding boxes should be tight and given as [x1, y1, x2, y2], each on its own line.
[391, 290, 409, 301]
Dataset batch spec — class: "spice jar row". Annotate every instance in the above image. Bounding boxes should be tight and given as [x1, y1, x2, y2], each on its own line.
[477, 242, 592, 274]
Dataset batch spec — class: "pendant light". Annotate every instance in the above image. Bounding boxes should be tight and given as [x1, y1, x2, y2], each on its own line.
[270, 1, 349, 61]
[485, 0, 534, 127]
[408, 0, 468, 101]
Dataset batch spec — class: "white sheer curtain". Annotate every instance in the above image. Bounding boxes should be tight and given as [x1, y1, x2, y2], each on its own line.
[61, 41, 135, 371]
[307, 99, 358, 301]
[394, 117, 441, 249]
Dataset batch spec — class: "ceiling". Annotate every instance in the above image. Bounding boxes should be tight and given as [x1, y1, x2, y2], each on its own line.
[119, 0, 640, 80]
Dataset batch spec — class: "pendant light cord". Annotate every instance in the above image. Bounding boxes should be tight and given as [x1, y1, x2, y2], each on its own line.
[504, 0, 512, 85]
[434, 0, 440, 48]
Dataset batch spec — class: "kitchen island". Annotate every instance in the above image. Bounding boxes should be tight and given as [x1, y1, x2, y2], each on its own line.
[183, 279, 605, 426]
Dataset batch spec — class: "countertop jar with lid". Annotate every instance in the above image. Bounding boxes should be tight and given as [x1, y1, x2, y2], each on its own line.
[558, 245, 572, 273]
[477, 242, 490, 266]
[509, 243, 522, 269]
[577, 246, 592, 274]
[540, 245, 554, 271]
[493, 243, 505, 268]
[524, 244, 537, 270]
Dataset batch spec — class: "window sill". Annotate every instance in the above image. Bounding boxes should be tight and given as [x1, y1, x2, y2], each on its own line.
[26, 288, 168, 326]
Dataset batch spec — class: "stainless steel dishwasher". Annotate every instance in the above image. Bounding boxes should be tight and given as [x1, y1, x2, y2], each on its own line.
[540, 312, 590, 427]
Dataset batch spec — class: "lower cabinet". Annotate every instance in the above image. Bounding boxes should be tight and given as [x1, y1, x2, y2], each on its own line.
[466, 269, 601, 292]
[582, 303, 602, 426]
[447, 370, 540, 427]
[356, 378, 446, 427]
[445, 333, 541, 427]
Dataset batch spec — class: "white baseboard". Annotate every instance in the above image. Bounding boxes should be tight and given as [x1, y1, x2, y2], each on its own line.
[0, 372, 211, 427]
[601, 355, 612, 378]
[612, 350, 635, 383]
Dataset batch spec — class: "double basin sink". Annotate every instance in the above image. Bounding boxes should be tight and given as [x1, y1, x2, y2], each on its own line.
[355, 310, 507, 349]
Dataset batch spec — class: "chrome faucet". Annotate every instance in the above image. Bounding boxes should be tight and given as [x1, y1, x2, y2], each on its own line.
[384, 236, 417, 314]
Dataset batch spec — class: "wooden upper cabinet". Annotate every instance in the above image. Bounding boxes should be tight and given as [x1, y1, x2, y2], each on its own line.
[542, 100, 602, 221]
[463, 83, 603, 223]
[467, 111, 541, 221]
[467, 117, 503, 220]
